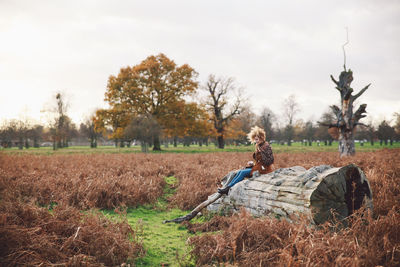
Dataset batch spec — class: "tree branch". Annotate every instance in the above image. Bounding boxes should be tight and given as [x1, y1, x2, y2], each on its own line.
[352, 83, 370, 101]
[330, 105, 342, 121]
[317, 121, 338, 128]
[353, 104, 367, 123]
[330, 75, 341, 91]
[354, 122, 368, 127]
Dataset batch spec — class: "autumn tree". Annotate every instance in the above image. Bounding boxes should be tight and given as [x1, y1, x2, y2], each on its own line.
[321, 68, 370, 156]
[203, 75, 243, 149]
[224, 107, 256, 144]
[181, 103, 212, 146]
[94, 106, 130, 147]
[101, 54, 198, 150]
[224, 117, 247, 146]
[162, 101, 211, 147]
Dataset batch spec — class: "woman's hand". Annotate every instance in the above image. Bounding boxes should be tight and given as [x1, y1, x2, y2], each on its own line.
[246, 161, 254, 168]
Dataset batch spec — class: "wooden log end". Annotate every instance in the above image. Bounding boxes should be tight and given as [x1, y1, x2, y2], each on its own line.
[310, 164, 373, 224]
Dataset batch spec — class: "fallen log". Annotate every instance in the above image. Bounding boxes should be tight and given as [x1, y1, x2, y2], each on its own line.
[208, 164, 373, 224]
[164, 164, 373, 225]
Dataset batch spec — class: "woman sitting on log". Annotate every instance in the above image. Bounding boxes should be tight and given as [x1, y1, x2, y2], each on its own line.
[218, 126, 275, 195]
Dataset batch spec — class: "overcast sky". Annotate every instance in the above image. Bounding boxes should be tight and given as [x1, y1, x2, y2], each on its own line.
[1, 0, 399, 127]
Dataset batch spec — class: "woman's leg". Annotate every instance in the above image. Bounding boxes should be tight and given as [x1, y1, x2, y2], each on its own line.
[227, 168, 252, 187]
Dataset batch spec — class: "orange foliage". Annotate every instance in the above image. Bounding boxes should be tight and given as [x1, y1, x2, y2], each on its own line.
[103, 53, 200, 139]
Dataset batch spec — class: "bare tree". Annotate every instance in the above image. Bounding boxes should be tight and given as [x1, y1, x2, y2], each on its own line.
[321, 69, 370, 156]
[203, 75, 243, 149]
[42, 92, 73, 150]
[282, 95, 300, 146]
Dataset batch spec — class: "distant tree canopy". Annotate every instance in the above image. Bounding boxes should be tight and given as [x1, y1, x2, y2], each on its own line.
[95, 53, 202, 150]
[377, 120, 396, 145]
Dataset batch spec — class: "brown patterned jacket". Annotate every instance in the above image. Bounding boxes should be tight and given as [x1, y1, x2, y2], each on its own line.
[250, 141, 274, 175]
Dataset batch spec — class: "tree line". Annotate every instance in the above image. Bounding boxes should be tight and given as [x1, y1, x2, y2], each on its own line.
[1, 54, 400, 150]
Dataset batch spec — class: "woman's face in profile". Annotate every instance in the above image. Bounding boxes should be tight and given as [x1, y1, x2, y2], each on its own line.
[254, 136, 262, 145]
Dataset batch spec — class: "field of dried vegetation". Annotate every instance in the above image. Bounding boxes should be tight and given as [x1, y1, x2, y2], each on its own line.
[1, 149, 399, 266]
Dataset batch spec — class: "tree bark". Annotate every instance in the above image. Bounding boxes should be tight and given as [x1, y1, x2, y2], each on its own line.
[339, 130, 355, 156]
[207, 164, 372, 225]
[153, 135, 161, 151]
[163, 193, 223, 224]
[323, 69, 370, 157]
[217, 134, 224, 149]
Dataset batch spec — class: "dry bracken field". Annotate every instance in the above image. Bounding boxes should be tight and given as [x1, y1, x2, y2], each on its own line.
[1, 149, 399, 266]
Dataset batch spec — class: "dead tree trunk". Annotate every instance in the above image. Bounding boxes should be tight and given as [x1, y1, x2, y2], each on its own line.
[321, 69, 370, 157]
[163, 192, 223, 224]
[165, 165, 373, 225]
[207, 164, 373, 224]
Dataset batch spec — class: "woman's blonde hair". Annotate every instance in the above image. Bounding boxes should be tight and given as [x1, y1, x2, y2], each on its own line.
[247, 126, 266, 144]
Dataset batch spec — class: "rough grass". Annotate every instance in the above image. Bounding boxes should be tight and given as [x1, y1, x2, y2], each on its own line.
[0, 202, 144, 266]
[185, 149, 400, 266]
[1, 148, 399, 266]
[0, 154, 167, 209]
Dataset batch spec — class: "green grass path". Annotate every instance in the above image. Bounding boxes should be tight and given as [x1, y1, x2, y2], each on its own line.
[103, 176, 197, 266]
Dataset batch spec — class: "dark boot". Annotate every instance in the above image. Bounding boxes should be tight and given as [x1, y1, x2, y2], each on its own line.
[218, 186, 230, 195]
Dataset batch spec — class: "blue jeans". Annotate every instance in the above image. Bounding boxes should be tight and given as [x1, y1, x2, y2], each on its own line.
[227, 168, 252, 188]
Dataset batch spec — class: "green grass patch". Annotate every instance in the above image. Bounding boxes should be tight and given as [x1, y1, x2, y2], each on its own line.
[102, 176, 200, 266]
[104, 206, 194, 266]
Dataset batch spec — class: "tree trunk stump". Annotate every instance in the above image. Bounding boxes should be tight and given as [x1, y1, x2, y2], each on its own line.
[207, 164, 373, 224]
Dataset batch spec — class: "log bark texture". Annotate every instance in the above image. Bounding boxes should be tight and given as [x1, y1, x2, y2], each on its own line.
[207, 164, 373, 224]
